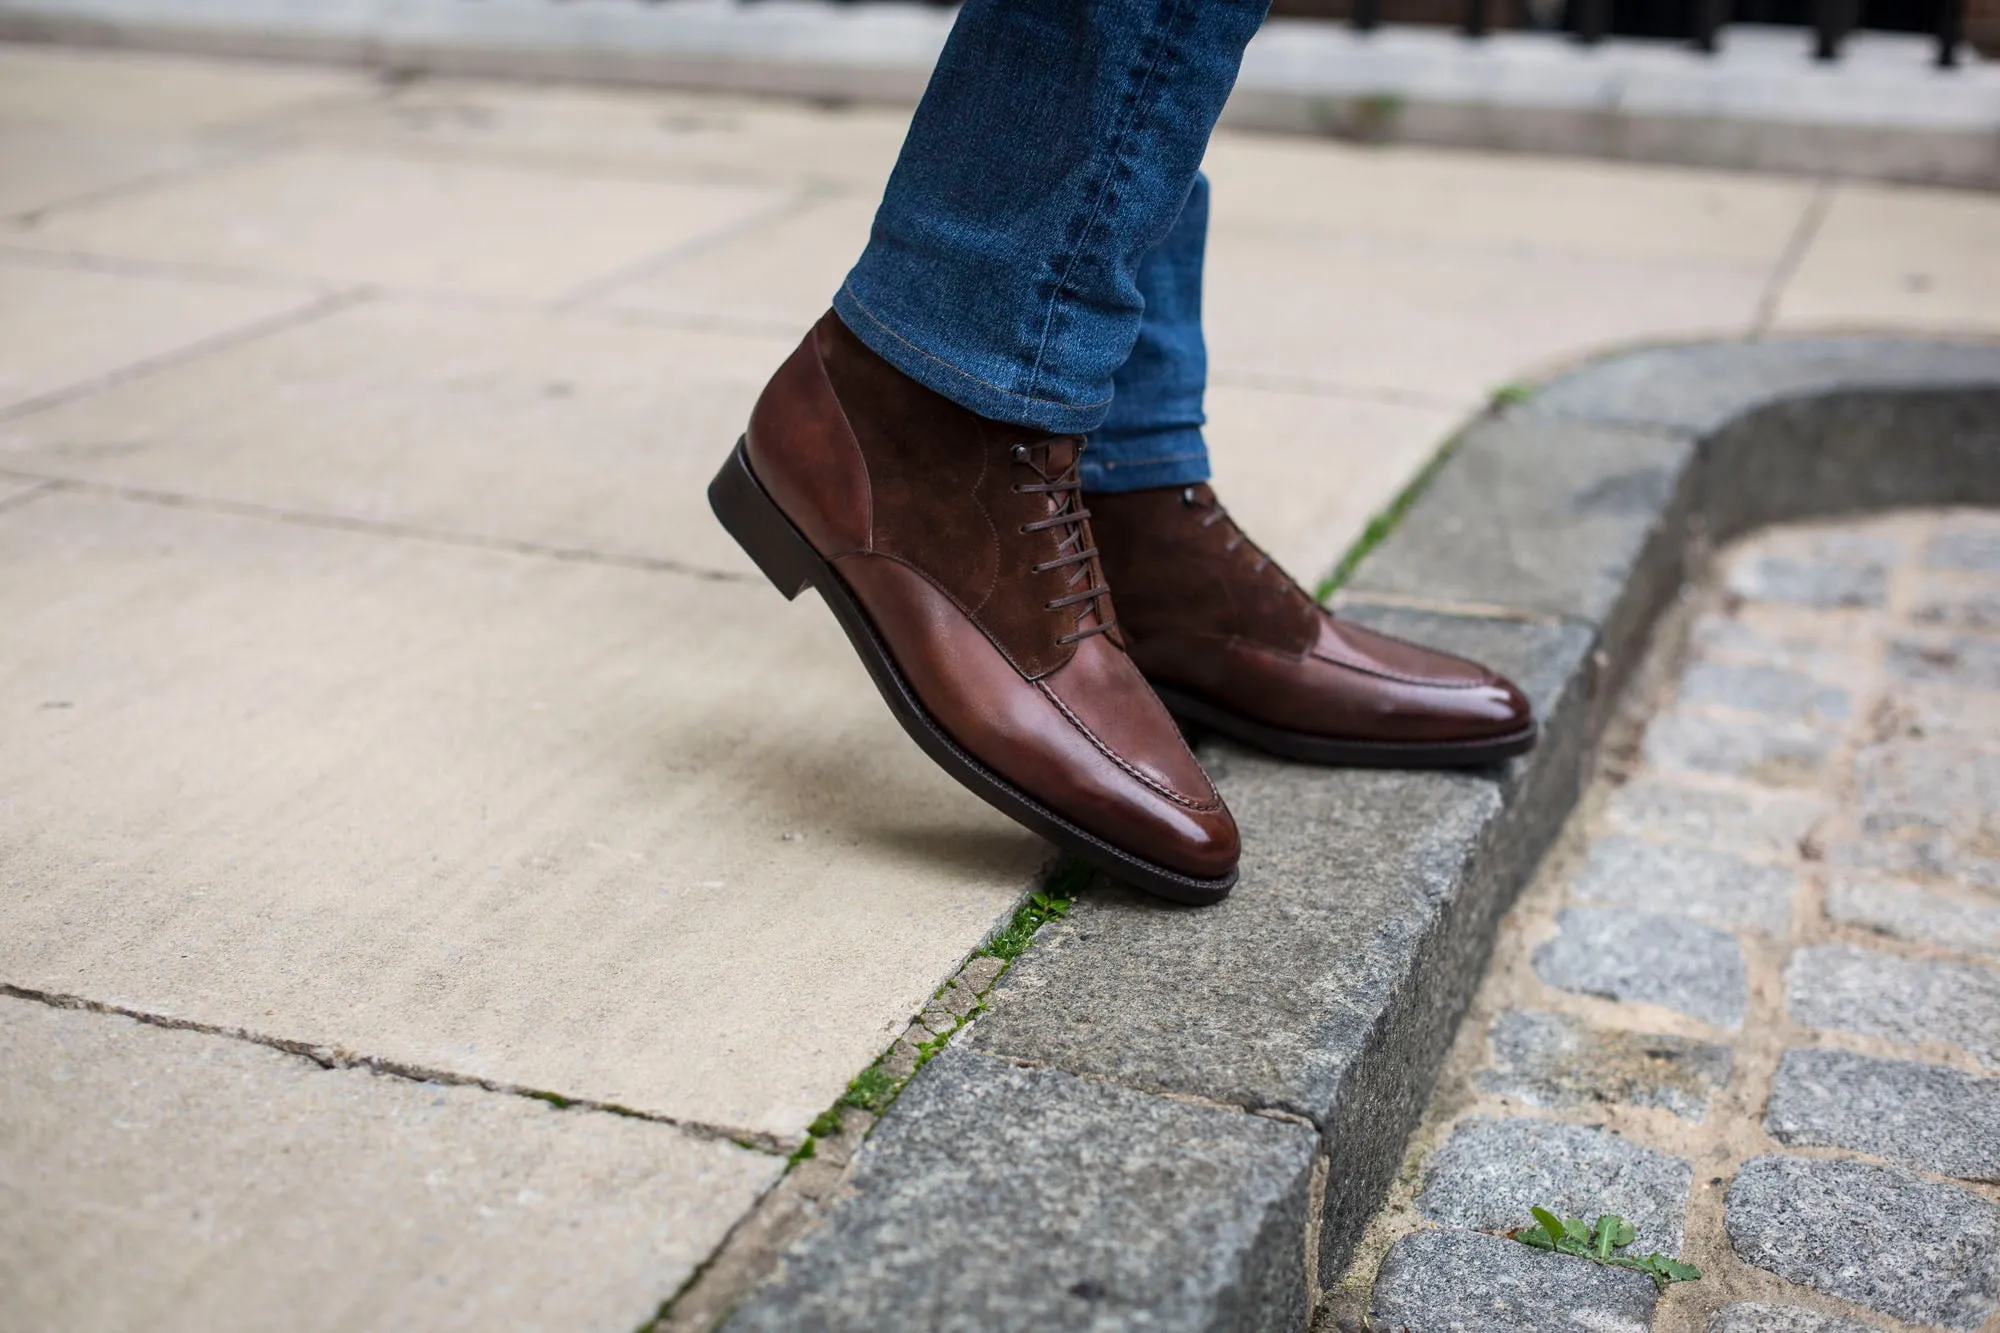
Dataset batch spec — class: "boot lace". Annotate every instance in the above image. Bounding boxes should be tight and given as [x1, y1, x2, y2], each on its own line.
[1182, 486, 1313, 603]
[1011, 441, 1117, 646]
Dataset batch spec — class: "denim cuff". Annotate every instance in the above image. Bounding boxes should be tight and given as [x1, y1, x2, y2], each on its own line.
[1079, 426, 1211, 494]
[833, 284, 1113, 436]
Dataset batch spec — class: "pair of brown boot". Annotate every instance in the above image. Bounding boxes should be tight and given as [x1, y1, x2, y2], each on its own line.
[710, 313, 1533, 904]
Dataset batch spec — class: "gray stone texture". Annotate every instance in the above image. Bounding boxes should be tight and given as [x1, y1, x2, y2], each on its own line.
[1675, 660, 1853, 727]
[1929, 526, 2000, 575]
[1787, 944, 2000, 1067]
[1888, 635, 2000, 692]
[1529, 338, 2000, 438]
[1691, 609, 1874, 684]
[1826, 875, 2000, 958]
[1707, 1303, 1884, 1333]
[1725, 554, 1887, 610]
[1911, 572, 2000, 634]
[967, 606, 1600, 1286]
[1370, 1227, 1657, 1333]
[1479, 1009, 1732, 1120]
[1416, 1116, 1693, 1255]
[1842, 741, 2000, 891]
[1725, 1154, 2000, 1330]
[1764, 1046, 2000, 1182]
[724, 1046, 1317, 1333]
[1600, 777, 1825, 860]
[1572, 835, 1797, 935]
[1534, 907, 1748, 1028]
[1643, 706, 1836, 788]
[1342, 415, 1694, 677]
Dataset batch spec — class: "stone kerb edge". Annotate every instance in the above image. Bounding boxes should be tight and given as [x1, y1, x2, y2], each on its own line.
[720, 340, 2000, 1331]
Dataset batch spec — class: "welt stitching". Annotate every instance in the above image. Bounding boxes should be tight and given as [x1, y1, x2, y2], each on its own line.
[839, 282, 1113, 411]
[1036, 681, 1223, 812]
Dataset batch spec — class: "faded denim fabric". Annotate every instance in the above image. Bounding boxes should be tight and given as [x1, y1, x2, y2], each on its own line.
[833, 0, 1268, 491]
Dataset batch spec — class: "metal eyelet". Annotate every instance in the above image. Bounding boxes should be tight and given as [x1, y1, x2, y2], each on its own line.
[1010, 443, 1032, 463]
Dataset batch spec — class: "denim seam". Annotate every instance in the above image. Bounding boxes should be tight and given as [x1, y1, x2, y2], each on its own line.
[1023, 0, 1196, 405]
[839, 281, 1113, 413]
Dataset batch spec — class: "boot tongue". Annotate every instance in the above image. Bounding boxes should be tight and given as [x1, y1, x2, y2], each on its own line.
[1038, 435, 1081, 474]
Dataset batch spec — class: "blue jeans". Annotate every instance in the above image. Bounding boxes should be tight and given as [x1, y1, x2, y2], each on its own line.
[832, 0, 1270, 495]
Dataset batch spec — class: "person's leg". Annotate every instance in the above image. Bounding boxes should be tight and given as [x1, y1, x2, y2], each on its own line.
[714, 1, 1266, 903]
[834, 2, 1267, 437]
[1081, 171, 1213, 496]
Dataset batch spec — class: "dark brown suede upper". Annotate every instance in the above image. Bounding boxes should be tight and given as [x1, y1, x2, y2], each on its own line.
[744, 313, 1237, 879]
[1091, 483, 1533, 745]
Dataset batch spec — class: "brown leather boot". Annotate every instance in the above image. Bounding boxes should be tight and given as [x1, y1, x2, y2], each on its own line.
[709, 313, 1238, 903]
[1089, 483, 1536, 767]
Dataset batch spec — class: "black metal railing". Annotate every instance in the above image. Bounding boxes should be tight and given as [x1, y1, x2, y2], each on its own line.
[1382, 0, 1969, 65]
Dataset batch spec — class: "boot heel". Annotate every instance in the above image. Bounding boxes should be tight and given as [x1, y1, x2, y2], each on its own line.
[709, 437, 822, 601]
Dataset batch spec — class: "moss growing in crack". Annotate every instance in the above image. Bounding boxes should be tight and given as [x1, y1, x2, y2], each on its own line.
[840, 1065, 897, 1115]
[1488, 379, 1535, 410]
[977, 858, 1091, 961]
[787, 1136, 816, 1166]
[522, 1088, 576, 1110]
[1313, 434, 1465, 601]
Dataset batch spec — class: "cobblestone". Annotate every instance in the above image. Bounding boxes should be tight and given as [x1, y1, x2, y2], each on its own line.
[1707, 1303, 1884, 1333]
[1348, 512, 2000, 1330]
[1370, 1228, 1657, 1333]
[1571, 836, 1796, 935]
[1826, 874, 2000, 957]
[1725, 1154, 2000, 1329]
[1599, 777, 1826, 860]
[1786, 944, 2000, 1067]
[1725, 553, 1888, 609]
[1928, 527, 2000, 575]
[1478, 1009, 1731, 1120]
[1416, 1116, 1692, 1254]
[1642, 707, 1837, 788]
[1764, 1045, 2000, 1181]
[1675, 662, 1852, 729]
[1533, 908, 1748, 1028]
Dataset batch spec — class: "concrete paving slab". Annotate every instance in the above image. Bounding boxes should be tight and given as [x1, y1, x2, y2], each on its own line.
[0, 995, 781, 1333]
[291, 76, 910, 191]
[11, 144, 788, 300]
[1774, 183, 2000, 336]
[0, 39, 373, 129]
[1201, 384, 1464, 587]
[0, 491, 1035, 1140]
[0, 256, 320, 410]
[0, 122, 237, 217]
[590, 190, 874, 335]
[0, 298, 790, 574]
[1203, 224, 1765, 406]
[1201, 133, 1815, 269]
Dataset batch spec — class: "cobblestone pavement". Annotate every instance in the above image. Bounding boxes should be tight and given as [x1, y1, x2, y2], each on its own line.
[1328, 509, 2000, 1333]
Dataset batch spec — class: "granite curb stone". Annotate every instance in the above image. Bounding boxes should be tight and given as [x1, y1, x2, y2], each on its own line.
[1415, 1116, 1693, 1254]
[721, 1044, 1318, 1333]
[1763, 1045, 2000, 1182]
[720, 341, 2000, 1324]
[1725, 1153, 2000, 1330]
[1369, 1227, 1658, 1333]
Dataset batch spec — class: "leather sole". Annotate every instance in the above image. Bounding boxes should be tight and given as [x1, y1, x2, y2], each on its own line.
[709, 438, 1236, 906]
[1152, 683, 1538, 769]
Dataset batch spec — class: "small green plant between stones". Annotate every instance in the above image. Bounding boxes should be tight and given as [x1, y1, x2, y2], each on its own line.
[1488, 379, 1534, 410]
[1509, 1206, 1702, 1292]
[977, 865, 1086, 961]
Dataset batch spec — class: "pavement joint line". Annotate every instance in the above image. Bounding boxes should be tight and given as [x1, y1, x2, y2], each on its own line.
[0, 981, 794, 1156]
[0, 469, 763, 583]
[0, 285, 366, 423]
[551, 182, 838, 313]
[0, 478, 60, 517]
[1750, 176, 1837, 339]
[1, 132, 292, 229]
[0, 240, 344, 297]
